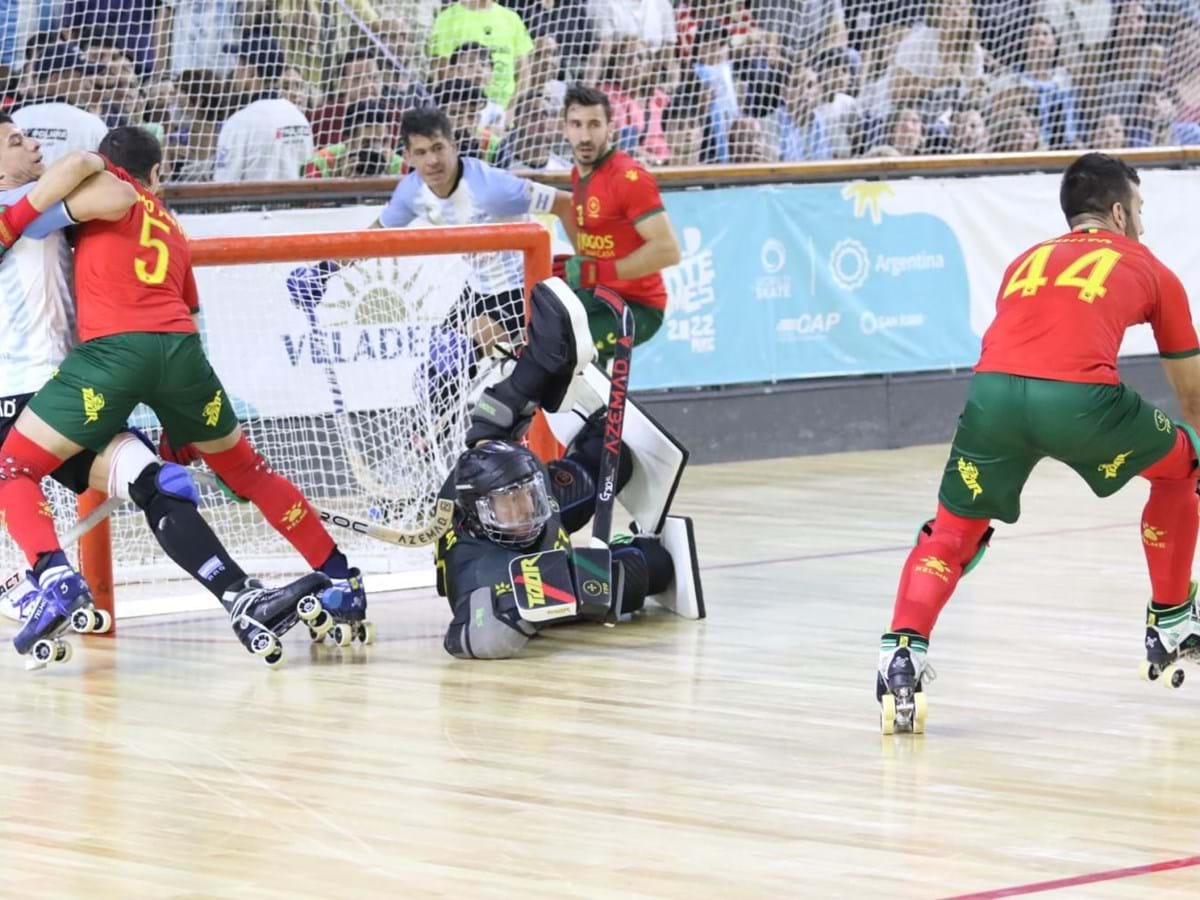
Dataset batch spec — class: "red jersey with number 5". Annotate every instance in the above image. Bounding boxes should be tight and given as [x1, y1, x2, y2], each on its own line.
[73, 164, 199, 342]
[571, 149, 669, 310]
[975, 229, 1199, 384]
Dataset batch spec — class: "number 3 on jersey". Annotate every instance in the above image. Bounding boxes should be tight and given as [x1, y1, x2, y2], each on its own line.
[1003, 245, 1123, 304]
[135, 203, 171, 286]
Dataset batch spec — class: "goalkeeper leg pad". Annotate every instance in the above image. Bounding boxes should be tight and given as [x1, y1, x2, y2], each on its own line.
[646, 516, 705, 620]
[545, 363, 688, 534]
[527, 278, 598, 413]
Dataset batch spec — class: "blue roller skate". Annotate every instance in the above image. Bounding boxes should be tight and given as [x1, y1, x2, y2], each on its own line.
[13, 564, 106, 670]
[2, 571, 40, 623]
[227, 572, 332, 668]
[313, 569, 374, 648]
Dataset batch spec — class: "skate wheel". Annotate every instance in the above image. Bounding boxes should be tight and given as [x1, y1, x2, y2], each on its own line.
[71, 607, 97, 633]
[912, 693, 928, 734]
[880, 694, 896, 735]
[331, 623, 353, 648]
[308, 625, 325, 644]
[1164, 664, 1186, 689]
[296, 594, 322, 622]
[30, 639, 56, 666]
[1140, 660, 1160, 682]
[359, 621, 376, 645]
[94, 609, 113, 634]
[310, 610, 333, 639]
[54, 640, 72, 664]
[248, 631, 277, 658]
[264, 646, 284, 668]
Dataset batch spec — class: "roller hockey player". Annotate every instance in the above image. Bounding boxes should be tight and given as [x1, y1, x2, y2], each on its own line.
[436, 277, 703, 659]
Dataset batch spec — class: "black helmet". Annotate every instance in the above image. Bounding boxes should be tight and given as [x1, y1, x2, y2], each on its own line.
[453, 441, 552, 547]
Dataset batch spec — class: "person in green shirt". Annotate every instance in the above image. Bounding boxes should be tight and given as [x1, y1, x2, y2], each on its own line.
[428, 0, 534, 108]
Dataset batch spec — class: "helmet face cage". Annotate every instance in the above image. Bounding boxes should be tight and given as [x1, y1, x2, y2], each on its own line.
[473, 471, 552, 547]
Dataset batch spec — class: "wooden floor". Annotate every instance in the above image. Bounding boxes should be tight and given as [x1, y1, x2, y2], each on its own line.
[3, 444, 1200, 898]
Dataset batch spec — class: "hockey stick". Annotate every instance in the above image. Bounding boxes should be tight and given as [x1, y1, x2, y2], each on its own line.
[0, 493, 125, 605]
[190, 469, 454, 548]
[571, 286, 634, 622]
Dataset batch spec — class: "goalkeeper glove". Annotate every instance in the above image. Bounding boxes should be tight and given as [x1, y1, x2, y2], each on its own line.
[552, 254, 618, 291]
[286, 260, 341, 313]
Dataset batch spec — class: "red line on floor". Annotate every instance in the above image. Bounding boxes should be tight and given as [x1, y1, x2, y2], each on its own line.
[942, 855, 1200, 899]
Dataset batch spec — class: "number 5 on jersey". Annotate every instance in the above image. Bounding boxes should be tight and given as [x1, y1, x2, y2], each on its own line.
[1003, 245, 1123, 304]
[135, 207, 171, 286]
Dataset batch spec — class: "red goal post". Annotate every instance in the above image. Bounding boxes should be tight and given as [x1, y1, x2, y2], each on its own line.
[78, 223, 553, 630]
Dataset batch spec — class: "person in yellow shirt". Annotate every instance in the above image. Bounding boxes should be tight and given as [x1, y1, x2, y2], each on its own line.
[428, 0, 534, 109]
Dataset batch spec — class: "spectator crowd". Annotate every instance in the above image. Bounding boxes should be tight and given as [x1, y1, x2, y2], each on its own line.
[2, 0, 1199, 182]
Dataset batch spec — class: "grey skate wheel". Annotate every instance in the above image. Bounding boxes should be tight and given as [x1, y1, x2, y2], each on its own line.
[358, 622, 376, 645]
[296, 595, 322, 622]
[310, 609, 333, 639]
[264, 646, 284, 668]
[54, 640, 72, 664]
[71, 608, 97, 633]
[308, 625, 326, 644]
[249, 631, 277, 657]
[331, 623, 353, 648]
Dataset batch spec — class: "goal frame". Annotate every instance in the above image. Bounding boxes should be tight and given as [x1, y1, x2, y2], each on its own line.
[79, 223, 553, 631]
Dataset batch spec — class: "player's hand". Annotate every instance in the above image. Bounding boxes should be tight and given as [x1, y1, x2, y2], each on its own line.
[158, 431, 201, 466]
[553, 254, 618, 291]
[286, 260, 340, 313]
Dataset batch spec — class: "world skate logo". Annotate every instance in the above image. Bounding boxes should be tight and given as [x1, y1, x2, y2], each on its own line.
[1098, 450, 1133, 480]
[915, 556, 952, 583]
[280, 502, 308, 531]
[203, 390, 223, 427]
[81, 387, 105, 424]
[1143, 522, 1167, 549]
[957, 457, 983, 500]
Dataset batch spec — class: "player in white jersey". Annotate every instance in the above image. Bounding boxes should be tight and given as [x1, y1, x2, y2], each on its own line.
[373, 106, 574, 350]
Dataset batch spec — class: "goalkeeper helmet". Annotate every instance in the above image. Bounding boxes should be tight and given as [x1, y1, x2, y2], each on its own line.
[454, 441, 552, 547]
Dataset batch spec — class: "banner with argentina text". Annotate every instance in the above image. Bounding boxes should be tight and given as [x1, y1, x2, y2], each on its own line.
[634, 180, 981, 390]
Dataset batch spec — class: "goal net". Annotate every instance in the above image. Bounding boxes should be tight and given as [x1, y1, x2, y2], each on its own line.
[0, 224, 550, 620]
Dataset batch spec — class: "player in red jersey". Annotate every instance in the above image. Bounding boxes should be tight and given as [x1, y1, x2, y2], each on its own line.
[0, 127, 369, 667]
[556, 84, 681, 359]
[878, 153, 1200, 733]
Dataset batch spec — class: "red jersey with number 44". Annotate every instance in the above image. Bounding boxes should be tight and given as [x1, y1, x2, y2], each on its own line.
[74, 165, 199, 342]
[975, 229, 1199, 385]
[571, 149, 669, 310]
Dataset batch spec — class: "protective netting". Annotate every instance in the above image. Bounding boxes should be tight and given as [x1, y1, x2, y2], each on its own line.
[0, 1, 1189, 178]
[0, 250, 525, 607]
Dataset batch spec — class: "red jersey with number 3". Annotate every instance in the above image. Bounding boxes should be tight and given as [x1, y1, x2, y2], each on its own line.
[571, 149, 669, 310]
[74, 165, 199, 342]
[975, 229, 1199, 384]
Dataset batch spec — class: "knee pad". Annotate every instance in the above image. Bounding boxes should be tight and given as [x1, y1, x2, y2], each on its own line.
[569, 409, 634, 491]
[548, 457, 596, 533]
[129, 462, 200, 512]
[106, 433, 159, 501]
[915, 519, 994, 576]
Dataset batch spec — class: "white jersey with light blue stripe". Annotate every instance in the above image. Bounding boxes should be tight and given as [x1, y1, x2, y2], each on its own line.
[379, 157, 557, 295]
[0, 184, 76, 396]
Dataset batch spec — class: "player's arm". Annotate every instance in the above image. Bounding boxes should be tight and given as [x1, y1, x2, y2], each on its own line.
[61, 171, 138, 223]
[616, 210, 681, 280]
[0, 150, 107, 249]
[551, 189, 577, 246]
[1162, 357, 1200, 432]
[1151, 265, 1200, 431]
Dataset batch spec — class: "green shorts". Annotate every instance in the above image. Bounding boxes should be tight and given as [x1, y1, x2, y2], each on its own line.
[939, 373, 1177, 523]
[577, 289, 664, 361]
[30, 332, 239, 452]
